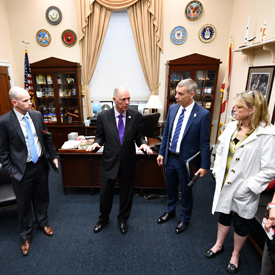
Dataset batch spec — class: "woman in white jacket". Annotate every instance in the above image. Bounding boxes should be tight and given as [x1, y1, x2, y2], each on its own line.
[205, 90, 275, 274]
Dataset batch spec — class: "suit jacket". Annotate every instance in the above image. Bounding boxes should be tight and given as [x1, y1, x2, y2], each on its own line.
[159, 102, 210, 170]
[0, 109, 58, 182]
[94, 107, 146, 179]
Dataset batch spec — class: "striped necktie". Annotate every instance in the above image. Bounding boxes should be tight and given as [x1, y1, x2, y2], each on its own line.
[24, 116, 39, 163]
[170, 108, 185, 153]
[118, 114, 124, 145]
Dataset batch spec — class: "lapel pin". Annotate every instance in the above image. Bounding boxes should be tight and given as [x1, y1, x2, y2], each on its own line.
[194, 114, 197, 117]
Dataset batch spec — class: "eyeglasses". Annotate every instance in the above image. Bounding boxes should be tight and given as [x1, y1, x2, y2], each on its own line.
[246, 90, 255, 98]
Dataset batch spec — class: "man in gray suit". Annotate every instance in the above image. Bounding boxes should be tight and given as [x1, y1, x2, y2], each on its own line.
[87, 86, 152, 235]
[0, 86, 58, 256]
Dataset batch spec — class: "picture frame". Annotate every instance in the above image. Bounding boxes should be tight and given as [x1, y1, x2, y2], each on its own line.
[245, 66, 275, 103]
[185, 1, 203, 21]
[46, 6, 62, 25]
[100, 101, 113, 111]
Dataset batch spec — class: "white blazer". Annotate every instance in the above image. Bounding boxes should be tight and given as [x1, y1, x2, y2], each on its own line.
[212, 121, 275, 219]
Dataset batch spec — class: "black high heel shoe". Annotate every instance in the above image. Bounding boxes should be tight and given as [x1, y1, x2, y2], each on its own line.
[205, 246, 224, 258]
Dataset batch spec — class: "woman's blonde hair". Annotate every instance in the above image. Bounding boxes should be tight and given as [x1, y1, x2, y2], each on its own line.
[234, 90, 270, 135]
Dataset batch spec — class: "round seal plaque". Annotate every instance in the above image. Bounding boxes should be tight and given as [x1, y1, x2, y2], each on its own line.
[61, 29, 77, 47]
[170, 26, 187, 45]
[199, 24, 216, 43]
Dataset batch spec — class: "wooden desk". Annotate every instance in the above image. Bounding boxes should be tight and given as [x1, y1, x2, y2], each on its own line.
[58, 138, 166, 195]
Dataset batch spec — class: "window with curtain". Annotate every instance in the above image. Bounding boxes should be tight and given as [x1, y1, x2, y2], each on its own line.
[89, 9, 150, 102]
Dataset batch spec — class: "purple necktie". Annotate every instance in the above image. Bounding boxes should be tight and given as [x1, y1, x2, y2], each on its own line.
[118, 114, 124, 145]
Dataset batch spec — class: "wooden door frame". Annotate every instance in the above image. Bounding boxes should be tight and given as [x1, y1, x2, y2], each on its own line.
[0, 61, 15, 88]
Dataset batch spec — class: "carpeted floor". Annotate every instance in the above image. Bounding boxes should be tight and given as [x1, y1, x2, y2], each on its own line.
[0, 167, 262, 275]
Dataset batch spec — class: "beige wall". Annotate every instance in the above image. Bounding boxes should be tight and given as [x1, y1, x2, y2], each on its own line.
[0, 0, 17, 83]
[2, 0, 80, 88]
[228, 0, 275, 126]
[159, 0, 234, 143]
[1, 0, 275, 144]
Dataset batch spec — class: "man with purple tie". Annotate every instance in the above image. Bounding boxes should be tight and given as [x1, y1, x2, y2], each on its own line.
[87, 86, 152, 234]
[157, 79, 210, 234]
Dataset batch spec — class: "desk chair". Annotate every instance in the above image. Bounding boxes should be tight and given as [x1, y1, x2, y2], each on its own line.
[0, 164, 17, 210]
[143, 112, 160, 138]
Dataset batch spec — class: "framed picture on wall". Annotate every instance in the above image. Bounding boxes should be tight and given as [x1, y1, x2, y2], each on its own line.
[246, 66, 275, 103]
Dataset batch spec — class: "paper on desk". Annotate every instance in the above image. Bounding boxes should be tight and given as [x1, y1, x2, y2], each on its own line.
[61, 140, 81, 149]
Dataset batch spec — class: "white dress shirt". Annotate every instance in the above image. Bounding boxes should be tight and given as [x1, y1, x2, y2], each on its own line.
[14, 109, 42, 162]
[169, 101, 195, 154]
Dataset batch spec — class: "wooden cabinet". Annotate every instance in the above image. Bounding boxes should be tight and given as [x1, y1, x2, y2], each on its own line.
[30, 57, 84, 147]
[165, 53, 221, 126]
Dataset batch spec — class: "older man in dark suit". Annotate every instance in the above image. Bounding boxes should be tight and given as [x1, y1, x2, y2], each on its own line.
[0, 86, 58, 256]
[87, 86, 152, 235]
[157, 79, 210, 234]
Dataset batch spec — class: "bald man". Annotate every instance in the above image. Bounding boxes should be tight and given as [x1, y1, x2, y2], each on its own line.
[0, 87, 58, 256]
[87, 86, 152, 235]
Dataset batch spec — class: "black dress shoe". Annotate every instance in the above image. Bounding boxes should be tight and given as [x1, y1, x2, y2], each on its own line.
[94, 221, 107, 233]
[119, 222, 127, 235]
[157, 212, 175, 224]
[175, 221, 188, 234]
[226, 262, 238, 274]
[205, 246, 224, 258]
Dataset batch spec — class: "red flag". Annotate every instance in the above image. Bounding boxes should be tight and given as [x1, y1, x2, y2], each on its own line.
[24, 50, 35, 108]
[218, 40, 232, 134]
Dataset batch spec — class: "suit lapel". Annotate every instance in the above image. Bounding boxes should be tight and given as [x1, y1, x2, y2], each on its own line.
[10, 110, 26, 146]
[182, 103, 199, 140]
[108, 108, 121, 146]
[168, 105, 180, 137]
[29, 111, 43, 145]
[123, 109, 133, 145]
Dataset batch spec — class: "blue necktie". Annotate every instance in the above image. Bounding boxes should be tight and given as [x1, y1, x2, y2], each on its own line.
[118, 114, 124, 145]
[24, 116, 38, 163]
[170, 108, 185, 153]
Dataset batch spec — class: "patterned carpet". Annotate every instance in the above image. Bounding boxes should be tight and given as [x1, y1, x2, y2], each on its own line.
[0, 167, 262, 275]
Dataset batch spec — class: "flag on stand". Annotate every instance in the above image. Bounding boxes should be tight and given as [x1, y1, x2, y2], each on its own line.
[218, 40, 232, 135]
[24, 49, 35, 108]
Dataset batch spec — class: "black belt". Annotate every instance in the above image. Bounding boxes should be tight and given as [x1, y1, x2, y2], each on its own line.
[27, 155, 44, 165]
[169, 150, 179, 157]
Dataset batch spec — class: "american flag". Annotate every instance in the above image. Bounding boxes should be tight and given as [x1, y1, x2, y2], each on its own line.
[24, 49, 35, 108]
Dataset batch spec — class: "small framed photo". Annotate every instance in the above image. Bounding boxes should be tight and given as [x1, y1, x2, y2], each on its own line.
[246, 66, 275, 103]
[100, 101, 113, 111]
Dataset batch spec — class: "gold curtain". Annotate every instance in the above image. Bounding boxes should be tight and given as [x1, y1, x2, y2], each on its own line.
[128, 0, 163, 95]
[77, 0, 112, 118]
[77, 0, 163, 118]
[97, 0, 139, 10]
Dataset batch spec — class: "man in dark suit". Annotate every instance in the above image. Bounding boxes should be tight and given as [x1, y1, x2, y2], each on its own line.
[0, 86, 58, 256]
[87, 86, 152, 235]
[157, 79, 210, 234]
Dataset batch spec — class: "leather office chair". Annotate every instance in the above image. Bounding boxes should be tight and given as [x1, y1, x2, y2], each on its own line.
[143, 112, 161, 137]
[0, 164, 17, 209]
